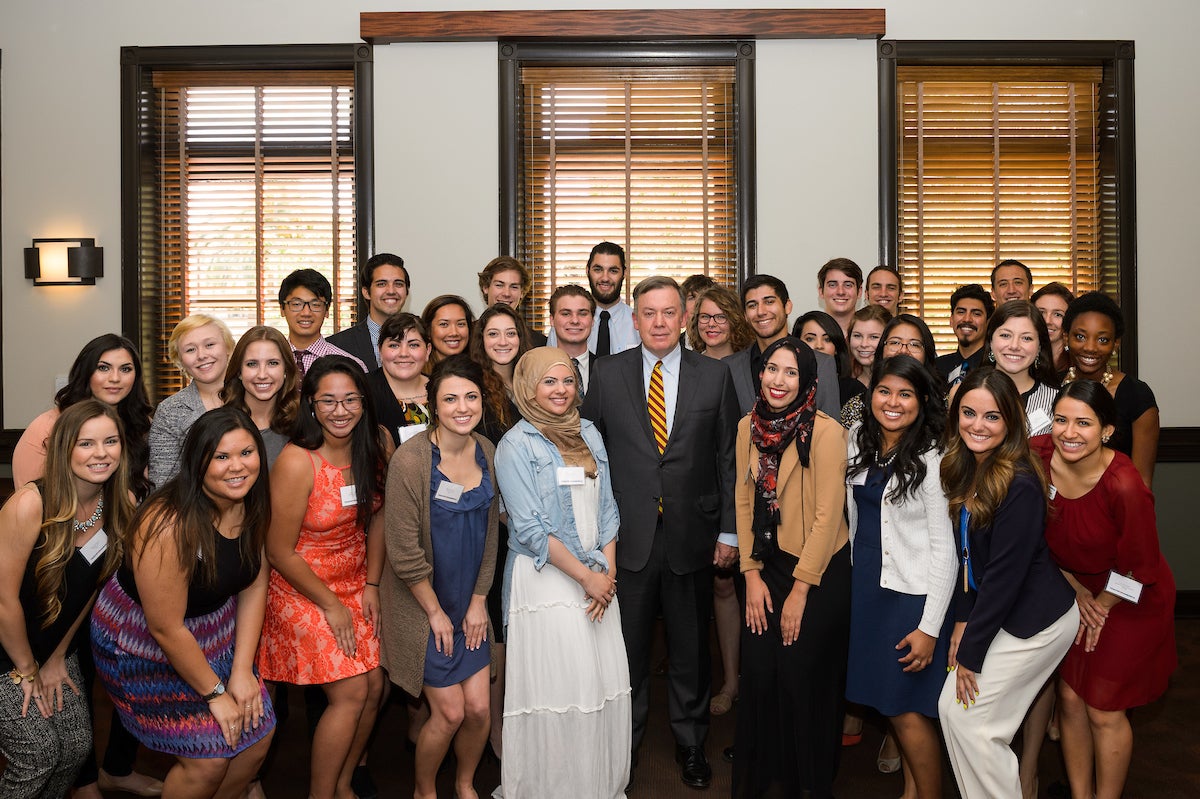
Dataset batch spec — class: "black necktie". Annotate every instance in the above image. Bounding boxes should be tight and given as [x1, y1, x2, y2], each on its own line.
[572, 357, 585, 398]
[295, 349, 310, 379]
[596, 310, 612, 357]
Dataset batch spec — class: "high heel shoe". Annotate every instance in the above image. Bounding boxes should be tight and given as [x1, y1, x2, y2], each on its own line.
[876, 736, 901, 774]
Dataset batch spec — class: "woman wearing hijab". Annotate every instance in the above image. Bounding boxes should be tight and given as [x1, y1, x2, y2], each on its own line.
[732, 337, 851, 798]
[494, 347, 630, 798]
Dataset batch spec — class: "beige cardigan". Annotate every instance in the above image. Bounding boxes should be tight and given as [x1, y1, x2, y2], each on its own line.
[736, 411, 849, 585]
[380, 429, 499, 696]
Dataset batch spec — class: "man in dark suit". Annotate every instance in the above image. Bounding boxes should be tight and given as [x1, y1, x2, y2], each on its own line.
[548, 283, 596, 394]
[478, 255, 549, 346]
[582, 276, 739, 790]
[723, 274, 841, 417]
[328, 252, 409, 368]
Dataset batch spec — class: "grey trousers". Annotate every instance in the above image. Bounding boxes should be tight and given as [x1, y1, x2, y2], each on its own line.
[0, 652, 92, 799]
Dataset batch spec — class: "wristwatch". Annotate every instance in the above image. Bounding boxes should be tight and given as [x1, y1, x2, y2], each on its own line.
[202, 680, 226, 702]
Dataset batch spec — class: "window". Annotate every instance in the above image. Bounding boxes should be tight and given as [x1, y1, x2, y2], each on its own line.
[500, 42, 754, 331]
[879, 42, 1136, 366]
[121, 45, 374, 400]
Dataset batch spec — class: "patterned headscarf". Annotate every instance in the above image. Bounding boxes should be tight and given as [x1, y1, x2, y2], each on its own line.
[512, 347, 598, 477]
[748, 337, 819, 559]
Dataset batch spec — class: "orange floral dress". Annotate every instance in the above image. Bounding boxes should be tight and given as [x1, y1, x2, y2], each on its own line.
[259, 448, 380, 683]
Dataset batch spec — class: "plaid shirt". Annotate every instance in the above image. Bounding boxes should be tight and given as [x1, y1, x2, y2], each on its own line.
[290, 336, 369, 375]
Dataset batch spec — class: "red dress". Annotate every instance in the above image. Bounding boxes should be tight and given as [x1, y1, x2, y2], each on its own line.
[1032, 436, 1176, 710]
[259, 447, 381, 683]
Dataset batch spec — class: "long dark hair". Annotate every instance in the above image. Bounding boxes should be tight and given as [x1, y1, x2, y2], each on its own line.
[55, 334, 153, 500]
[791, 310, 851, 377]
[941, 368, 1047, 530]
[293, 356, 384, 531]
[427, 355, 487, 432]
[131, 407, 270, 586]
[468, 305, 529, 432]
[849, 355, 945, 502]
[983, 300, 1059, 388]
[221, 325, 300, 435]
[420, 294, 476, 366]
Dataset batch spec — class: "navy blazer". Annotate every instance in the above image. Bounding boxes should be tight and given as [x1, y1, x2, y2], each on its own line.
[581, 345, 739, 574]
[327, 321, 378, 369]
[953, 469, 1075, 673]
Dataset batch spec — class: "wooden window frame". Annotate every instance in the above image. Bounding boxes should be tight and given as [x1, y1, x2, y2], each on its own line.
[119, 43, 375, 399]
[499, 40, 756, 317]
[878, 40, 1137, 374]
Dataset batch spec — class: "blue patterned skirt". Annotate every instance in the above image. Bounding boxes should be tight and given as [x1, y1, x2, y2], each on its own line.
[90, 576, 275, 759]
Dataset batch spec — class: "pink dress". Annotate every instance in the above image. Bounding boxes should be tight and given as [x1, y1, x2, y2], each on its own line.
[259, 447, 380, 683]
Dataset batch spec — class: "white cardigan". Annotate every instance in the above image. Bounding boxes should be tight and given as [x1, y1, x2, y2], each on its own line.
[846, 428, 957, 638]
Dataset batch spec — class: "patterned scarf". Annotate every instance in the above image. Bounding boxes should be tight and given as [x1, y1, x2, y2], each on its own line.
[748, 337, 818, 560]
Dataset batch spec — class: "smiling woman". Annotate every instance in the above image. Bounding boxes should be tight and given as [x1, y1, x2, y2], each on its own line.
[149, 315, 235, 487]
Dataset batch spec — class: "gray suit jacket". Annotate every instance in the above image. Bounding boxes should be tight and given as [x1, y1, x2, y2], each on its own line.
[327, 321, 379, 369]
[722, 346, 840, 418]
[581, 346, 739, 574]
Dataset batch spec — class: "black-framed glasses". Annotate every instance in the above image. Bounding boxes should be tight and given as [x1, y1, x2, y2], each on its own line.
[884, 338, 924, 352]
[313, 395, 364, 412]
[284, 298, 328, 313]
[697, 313, 729, 325]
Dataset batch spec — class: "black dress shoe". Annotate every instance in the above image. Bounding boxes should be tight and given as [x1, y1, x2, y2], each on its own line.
[675, 745, 712, 789]
[350, 764, 378, 799]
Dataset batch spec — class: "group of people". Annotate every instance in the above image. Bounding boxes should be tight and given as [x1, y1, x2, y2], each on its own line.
[0, 244, 1175, 799]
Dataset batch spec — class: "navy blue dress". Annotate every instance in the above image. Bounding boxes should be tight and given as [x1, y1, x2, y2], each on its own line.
[845, 464, 952, 718]
[423, 443, 494, 687]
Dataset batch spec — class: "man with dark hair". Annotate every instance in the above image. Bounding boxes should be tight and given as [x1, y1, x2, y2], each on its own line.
[548, 284, 597, 393]
[478, 255, 548, 345]
[582, 275, 739, 791]
[327, 252, 409, 368]
[990, 258, 1033, 303]
[278, 268, 368, 376]
[865, 265, 904, 313]
[721, 274, 840, 417]
[817, 257, 864, 337]
[552, 241, 639, 357]
[934, 283, 995, 386]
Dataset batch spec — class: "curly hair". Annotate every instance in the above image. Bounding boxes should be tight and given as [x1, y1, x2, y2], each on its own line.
[688, 285, 754, 354]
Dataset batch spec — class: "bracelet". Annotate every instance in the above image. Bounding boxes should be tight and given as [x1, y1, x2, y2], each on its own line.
[366, 581, 380, 587]
[8, 663, 40, 685]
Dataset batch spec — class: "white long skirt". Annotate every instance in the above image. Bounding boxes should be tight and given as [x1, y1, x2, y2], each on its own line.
[500, 477, 632, 799]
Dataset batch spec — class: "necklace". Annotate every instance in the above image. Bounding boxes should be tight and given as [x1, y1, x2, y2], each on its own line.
[75, 495, 104, 533]
[1064, 366, 1113, 387]
[877, 448, 898, 468]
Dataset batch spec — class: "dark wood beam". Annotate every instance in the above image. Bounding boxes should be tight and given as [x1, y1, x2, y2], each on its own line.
[361, 9, 886, 44]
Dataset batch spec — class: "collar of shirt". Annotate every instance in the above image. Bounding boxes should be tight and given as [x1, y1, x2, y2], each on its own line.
[641, 343, 682, 437]
[366, 315, 382, 360]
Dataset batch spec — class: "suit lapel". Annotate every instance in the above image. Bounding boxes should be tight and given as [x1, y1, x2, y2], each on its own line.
[663, 351, 698, 455]
[621, 349, 656, 445]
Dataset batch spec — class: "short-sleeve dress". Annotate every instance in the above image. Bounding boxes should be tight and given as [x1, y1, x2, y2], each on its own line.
[423, 444, 493, 686]
[1107, 376, 1157, 458]
[1032, 436, 1177, 710]
[258, 448, 381, 683]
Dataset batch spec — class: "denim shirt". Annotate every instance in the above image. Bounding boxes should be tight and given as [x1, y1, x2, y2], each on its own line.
[494, 418, 621, 625]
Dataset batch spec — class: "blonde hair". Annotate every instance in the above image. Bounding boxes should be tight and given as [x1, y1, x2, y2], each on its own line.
[167, 314, 234, 372]
[36, 400, 132, 625]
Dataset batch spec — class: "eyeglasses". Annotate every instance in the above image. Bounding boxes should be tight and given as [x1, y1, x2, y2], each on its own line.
[284, 298, 328, 313]
[884, 338, 925, 353]
[697, 313, 729, 325]
[313, 395, 364, 412]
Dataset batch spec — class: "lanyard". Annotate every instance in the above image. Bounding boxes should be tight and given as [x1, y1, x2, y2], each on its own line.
[959, 505, 977, 593]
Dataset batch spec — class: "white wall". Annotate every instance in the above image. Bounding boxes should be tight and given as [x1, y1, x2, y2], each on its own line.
[3, 0, 1198, 427]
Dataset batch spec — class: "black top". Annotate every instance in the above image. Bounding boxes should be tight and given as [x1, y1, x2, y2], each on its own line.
[935, 347, 985, 387]
[118, 530, 257, 618]
[0, 527, 107, 671]
[1109, 376, 1157, 458]
[839, 377, 867, 409]
[368, 368, 431, 447]
[952, 469, 1075, 672]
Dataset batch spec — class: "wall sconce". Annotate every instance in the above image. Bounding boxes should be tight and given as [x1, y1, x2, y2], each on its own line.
[24, 238, 105, 286]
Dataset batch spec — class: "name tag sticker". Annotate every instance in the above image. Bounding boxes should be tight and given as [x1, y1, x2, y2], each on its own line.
[79, 529, 108, 565]
[1048, 484, 1058, 500]
[340, 484, 357, 507]
[1104, 571, 1143, 604]
[398, 423, 427, 444]
[848, 470, 868, 486]
[948, 364, 963, 384]
[557, 466, 586, 486]
[435, 480, 465, 504]
[1027, 408, 1051, 433]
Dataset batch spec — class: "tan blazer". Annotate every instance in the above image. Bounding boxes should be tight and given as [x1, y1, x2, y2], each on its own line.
[735, 411, 849, 586]
[379, 429, 499, 696]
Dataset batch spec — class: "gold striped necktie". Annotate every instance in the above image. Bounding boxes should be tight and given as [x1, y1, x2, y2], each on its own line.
[648, 360, 668, 454]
